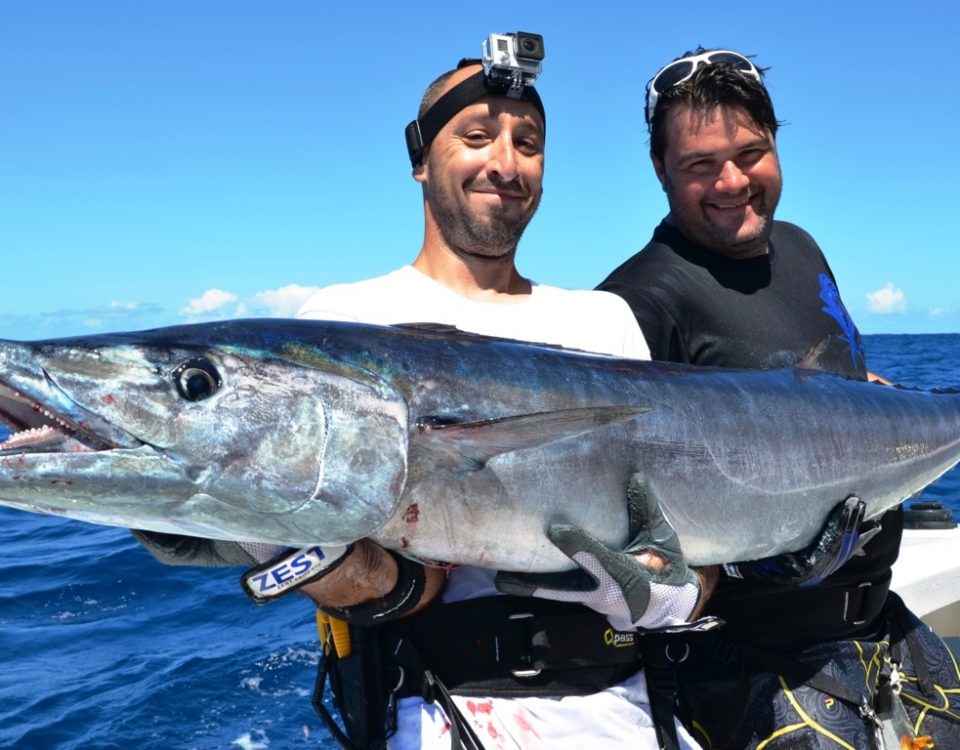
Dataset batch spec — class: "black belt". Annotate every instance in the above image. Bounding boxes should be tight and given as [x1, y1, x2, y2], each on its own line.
[710, 573, 892, 645]
[763, 575, 890, 626]
[383, 596, 643, 698]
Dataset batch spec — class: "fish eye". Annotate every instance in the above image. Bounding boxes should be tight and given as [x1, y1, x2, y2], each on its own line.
[172, 358, 222, 402]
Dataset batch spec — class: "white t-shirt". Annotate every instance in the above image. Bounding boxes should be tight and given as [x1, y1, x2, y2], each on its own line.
[297, 265, 650, 359]
[297, 266, 700, 750]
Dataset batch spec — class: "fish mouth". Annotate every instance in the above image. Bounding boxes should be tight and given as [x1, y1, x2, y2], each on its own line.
[0, 377, 142, 455]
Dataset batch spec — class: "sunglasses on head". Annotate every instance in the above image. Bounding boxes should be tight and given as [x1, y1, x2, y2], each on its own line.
[645, 50, 761, 126]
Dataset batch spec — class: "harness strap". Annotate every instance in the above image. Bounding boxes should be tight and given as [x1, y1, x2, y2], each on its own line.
[422, 670, 486, 750]
[387, 627, 516, 750]
[640, 635, 683, 750]
[710, 574, 891, 637]
[316, 617, 392, 750]
[385, 596, 642, 698]
[313, 626, 367, 750]
[885, 591, 936, 697]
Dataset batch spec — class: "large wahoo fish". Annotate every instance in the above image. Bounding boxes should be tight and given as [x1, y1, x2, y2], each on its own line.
[0, 319, 958, 571]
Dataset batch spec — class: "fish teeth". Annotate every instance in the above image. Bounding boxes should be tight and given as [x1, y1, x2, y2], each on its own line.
[0, 424, 59, 450]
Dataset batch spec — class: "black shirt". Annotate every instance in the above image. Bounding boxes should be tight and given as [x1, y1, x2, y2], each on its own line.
[600, 221, 867, 377]
[599, 219, 901, 639]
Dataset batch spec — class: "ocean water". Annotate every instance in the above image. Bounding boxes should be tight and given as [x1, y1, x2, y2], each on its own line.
[1, 333, 959, 750]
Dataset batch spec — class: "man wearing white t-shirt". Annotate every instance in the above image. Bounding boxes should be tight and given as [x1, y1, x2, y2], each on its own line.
[134, 39, 712, 750]
[291, 52, 712, 750]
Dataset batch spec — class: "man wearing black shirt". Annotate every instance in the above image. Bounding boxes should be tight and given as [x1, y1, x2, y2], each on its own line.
[599, 48, 960, 749]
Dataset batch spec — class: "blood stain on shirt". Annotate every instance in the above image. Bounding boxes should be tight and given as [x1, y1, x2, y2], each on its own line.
[512, 710, 541, 740]
[466, 699, 494, 715]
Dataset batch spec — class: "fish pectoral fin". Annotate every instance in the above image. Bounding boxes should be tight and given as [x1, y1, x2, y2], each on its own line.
[796, 336, 834, 371]
[416, 406, 651, 469]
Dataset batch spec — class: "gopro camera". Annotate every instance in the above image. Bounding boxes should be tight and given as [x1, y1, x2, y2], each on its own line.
[482, 31, 544, 91]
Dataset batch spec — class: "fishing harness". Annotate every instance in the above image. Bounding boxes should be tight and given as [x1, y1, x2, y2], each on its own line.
[312, 595, 655, 750]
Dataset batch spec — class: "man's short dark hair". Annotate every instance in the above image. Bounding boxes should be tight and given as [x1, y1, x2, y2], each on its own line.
[649, 61, 782, 161]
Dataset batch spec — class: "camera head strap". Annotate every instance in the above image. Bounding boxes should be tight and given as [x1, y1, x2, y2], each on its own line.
[404, 39, 546, 167]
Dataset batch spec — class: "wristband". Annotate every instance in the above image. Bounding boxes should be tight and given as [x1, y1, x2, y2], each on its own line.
[322, 550, 427, 625]
[241, 544, 353, 604]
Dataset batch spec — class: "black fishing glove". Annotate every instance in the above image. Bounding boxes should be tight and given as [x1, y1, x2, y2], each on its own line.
[132, 530, 264, 568]
[724, 495, 880, 587]
[495, 473, 703, 632]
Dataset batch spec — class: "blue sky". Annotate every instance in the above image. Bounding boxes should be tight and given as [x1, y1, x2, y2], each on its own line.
[2, 2, 956, 339]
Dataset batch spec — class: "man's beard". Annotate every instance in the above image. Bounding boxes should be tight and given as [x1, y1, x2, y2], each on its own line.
[664, 177, 778, 259]
[428, 181, 539, 259]
[699, 204, 774, 258]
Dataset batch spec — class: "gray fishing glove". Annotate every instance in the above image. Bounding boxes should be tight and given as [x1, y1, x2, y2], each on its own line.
[132, 530, 264, 568]
[495, 473, 701, 632]
[723, 495, 881, 587]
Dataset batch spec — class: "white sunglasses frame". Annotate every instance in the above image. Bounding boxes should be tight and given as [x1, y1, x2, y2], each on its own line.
[644, 50, 762, 126]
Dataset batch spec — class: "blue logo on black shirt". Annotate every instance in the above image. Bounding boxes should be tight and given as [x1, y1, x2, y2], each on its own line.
[817, 273, 865, 371]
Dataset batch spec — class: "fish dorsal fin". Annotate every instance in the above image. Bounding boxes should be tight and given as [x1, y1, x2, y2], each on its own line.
[796, 336, 833, 371]
[416, 406, 651, 470]
[390, 323, 559, 349]
[392, 322, 463, 334]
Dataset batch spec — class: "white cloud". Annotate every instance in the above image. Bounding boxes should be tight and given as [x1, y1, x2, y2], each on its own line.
[928, 305, 958, 320]
[252, 284, 320, 317]
[177, 284, 320, 322]
[179, 289, 239, 317]
[866, 283, 907, 314]
[108, 300, 139, 311]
